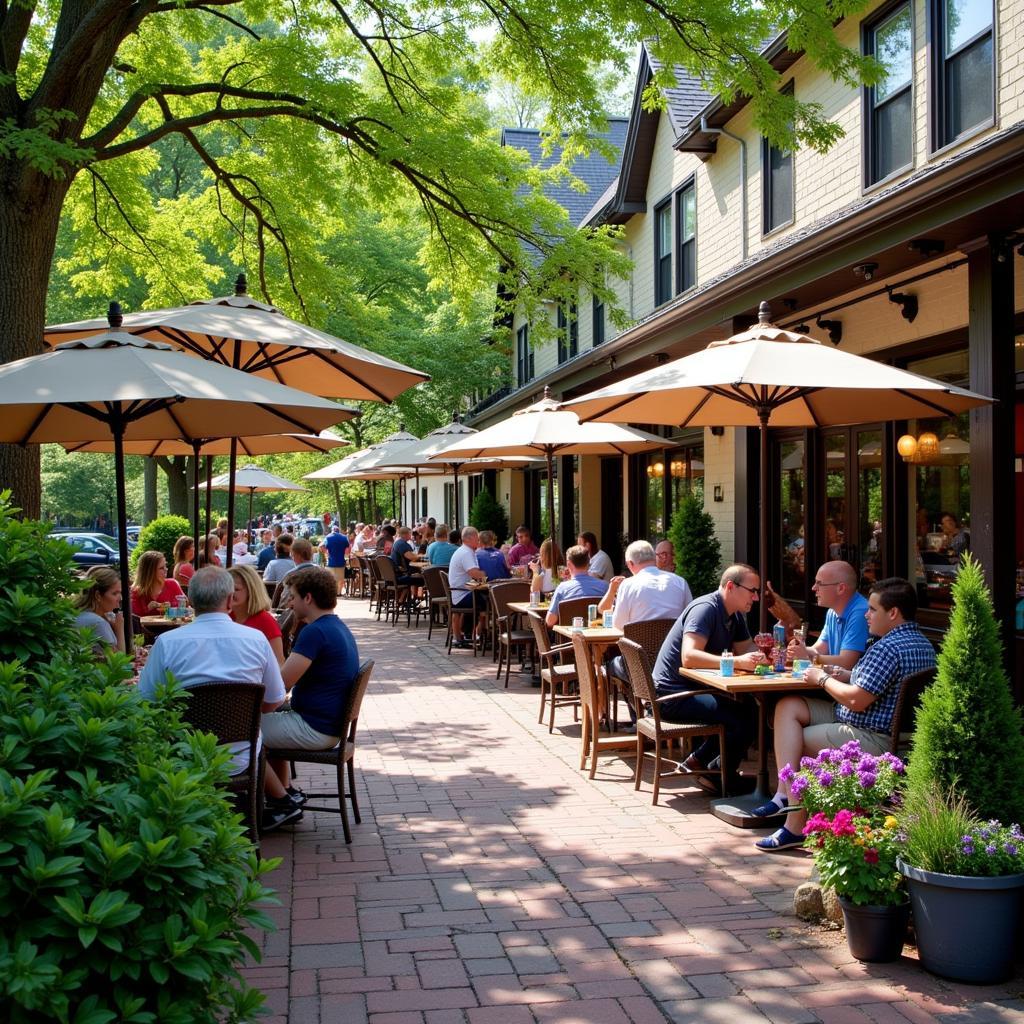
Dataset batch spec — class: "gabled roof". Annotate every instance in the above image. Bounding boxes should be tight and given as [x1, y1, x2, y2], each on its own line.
[500, 118, 629, 227]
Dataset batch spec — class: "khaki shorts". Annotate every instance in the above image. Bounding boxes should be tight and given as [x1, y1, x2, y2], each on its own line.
[261, 708, 339, 750]
[802, 697, 890, 756]
[329, 566, 347, 583]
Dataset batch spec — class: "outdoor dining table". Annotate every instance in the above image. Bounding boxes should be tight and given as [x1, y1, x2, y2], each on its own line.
[677, 664, 818, 828]
[138, 615, 192, 644]
[554, 624, 625, 727]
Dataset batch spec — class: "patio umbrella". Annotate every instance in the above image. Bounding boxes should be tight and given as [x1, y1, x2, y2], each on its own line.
[198, 464, 307, 547]
[45, 278, 428, 562]
[564, 300, 993, 629]
[63, 430, 348, 554]
[0, 333, 354, 648]
[426, 392, 665, 547]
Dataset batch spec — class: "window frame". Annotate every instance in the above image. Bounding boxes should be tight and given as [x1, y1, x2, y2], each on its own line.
[653, 196, 673, 306]
[592, 292, 605, 347]
[674, 178, 697, 295]
[862, 0, 916, 189]
[516, 323, 533, 387]
[556, 303, 578, 364]
[761, 82, 795, 237]
[927, 0, 996, 154]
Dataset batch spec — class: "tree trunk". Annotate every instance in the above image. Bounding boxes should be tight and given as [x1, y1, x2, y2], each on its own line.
[0, 178, 69, 518]
[158, 455, 191, 517]
[143, 458, 158, 523]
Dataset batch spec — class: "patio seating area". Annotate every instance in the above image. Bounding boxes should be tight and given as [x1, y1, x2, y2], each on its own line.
[245, 596, 1024, 1023]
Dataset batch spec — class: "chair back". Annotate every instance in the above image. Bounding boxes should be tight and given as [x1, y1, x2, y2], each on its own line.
[622, 618, 675, 660]
[571, 632, 599, 715]
[263, 579, 277, 601]
[557, 596, 594, 627]
[179, 680, 265, 760]
[617, 637, 661, 728]
[439, 570, 453, 603]
[527, 610, 551, 655]
[422, 565, 447, 601]
[275, 608, 295, 656]
[375, 554, 398, 585]
[889, 666, 937, 753]
[490, 580, 531, 620]
[366, 555, 383, 585]
[344, 660, 375, 742]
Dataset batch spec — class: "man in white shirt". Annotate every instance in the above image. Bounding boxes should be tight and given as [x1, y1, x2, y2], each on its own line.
[138, 566, 300, 831]
[447, 526, 487, 649]
[599, 539, 693, 628]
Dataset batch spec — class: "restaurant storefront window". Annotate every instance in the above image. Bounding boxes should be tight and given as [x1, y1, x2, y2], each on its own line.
[640, 439, 704, 543]
[778, 437, 807, 600]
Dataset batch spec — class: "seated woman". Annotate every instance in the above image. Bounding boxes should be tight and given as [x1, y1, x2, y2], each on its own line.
[229, 563, 285, 665]
[172, 536, 196, 589]
[529, 538, 562, 597]
[198, 534, 220, 568]
[130, 549, 186, 617]
[73, 565, 125, 653]
[262, 534, 296, 583]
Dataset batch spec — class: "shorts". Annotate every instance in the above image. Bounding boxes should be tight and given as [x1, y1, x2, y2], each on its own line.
[261, 708, 339, 750]
[452, 591, 487, 611]
[328, 566, 348, 582]
[802, 698, 890, 756]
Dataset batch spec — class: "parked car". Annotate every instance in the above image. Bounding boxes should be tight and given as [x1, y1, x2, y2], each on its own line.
[301, 518, 325, 538]
[50, 532, 121, 567]
[126, 526, 141, 548]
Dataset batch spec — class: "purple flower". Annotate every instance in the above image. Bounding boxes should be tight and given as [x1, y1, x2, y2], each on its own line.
[839, 760, 855, 777]
[1004, 843, 1018, 856]
[818, 771, 834, 788]
[985, 844, 997, 856]
[1010, 824, 1023, 841]
[791, 776, 808, 799]
[858, 772, 877, 789]
[859, 755, 878, 773]
[800, 756, 816, 769]
[779, 763, 795, 784]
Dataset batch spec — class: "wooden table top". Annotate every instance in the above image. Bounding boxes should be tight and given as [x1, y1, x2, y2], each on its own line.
[677, 665, 819, 694]
[139, 615, 190, 628]
[508, 600, 550, 615]
[553, 625, 623, 643]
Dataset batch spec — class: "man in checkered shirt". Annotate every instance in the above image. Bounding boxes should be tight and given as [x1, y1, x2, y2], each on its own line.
[755, 577, 936, 852]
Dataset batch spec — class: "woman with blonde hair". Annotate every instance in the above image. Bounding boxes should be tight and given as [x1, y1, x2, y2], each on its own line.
[529, 538, 562, 596]
[198, 534, 220, 568]
[73, 566, 125, 652]
[228, 563, 284, 665]
[130, 549, 186, 617]
[172, 536, 196, 589]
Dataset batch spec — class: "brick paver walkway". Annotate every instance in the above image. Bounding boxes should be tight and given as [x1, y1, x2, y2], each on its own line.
[247, 600, 1024, 1023]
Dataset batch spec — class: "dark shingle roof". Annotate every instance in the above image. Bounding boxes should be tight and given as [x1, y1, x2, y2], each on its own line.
[644, 50, 711, 139]
[500, 119, 629, 226]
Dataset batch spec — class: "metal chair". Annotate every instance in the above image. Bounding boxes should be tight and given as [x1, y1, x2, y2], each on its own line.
[265, 660, 374, 844]
[528, 611, 579, 732]
[489, 580, 533, 686]
[179, 681, 266, 845]
[617, 637, 727, 805]
[421, 566, 450, 641]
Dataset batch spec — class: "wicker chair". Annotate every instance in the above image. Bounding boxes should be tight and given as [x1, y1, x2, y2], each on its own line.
[571, 632, 634, 777]
[528, 611, 579, 731]
[374, 555, 408, 625]
[490, 581, 533, 686]
[275, 608, 296, 658]
[615, 618, 676, 728]
[439, 571, 458, 653]
[557, 596, 594, 627]
[179, 681, 266, 844]
[265, 659, 374, 844]
[421, 566, 450, 641]
[365, 555, 384, 615]
[889, 666, 936, 755]
[617, 637, 727, 805]
[263, 579, 277, 601]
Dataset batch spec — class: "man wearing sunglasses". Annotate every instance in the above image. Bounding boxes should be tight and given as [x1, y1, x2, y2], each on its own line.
[650, 564, 764, 796]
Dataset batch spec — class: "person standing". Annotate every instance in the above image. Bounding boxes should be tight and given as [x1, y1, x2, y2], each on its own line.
[320, 524, 350, 585]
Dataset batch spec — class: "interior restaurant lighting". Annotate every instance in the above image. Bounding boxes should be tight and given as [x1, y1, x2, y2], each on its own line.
[897, 430, 967, 463]
[646, 460, 665, 478]
[670, 458, 686, 477]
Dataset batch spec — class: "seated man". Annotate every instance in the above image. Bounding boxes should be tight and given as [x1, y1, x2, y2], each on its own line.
[476, 530, 511, 581]
[284, 536, 315, 579]
[390, 525, 422, 596]
[755, 577, 937, 852]
[426, 524, 459, 567]
[137, 566, 300, 832]
[577, 531, 613, 582]
[545, 545, 608, 627]
[655, 540, 676, 574]
[262, 567, 361, 796]
[262, 534, 295, 583]
[599, 539, 693, 629]
[651, 564, 762, 796]
[447, 526, 488, 648]
[507, 525, 539, 568]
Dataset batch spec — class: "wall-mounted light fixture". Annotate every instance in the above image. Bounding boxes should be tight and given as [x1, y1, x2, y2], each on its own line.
[816, 316, 843, 346]
[710, 426, 725, 436]
[887, 288, 919, 323]
[854, 262, 879, 282]
[713, 485, 724, 502]
[792, 323, 811, 336]
[670, 459, 686, 478]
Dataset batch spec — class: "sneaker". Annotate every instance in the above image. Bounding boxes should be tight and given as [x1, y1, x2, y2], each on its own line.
[261, 803, 302, 833]
[286, 786, 307, 807]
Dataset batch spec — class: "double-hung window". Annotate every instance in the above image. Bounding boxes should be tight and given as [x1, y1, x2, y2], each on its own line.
[516, 323, 533, 386]
[557, 304, 578, 364]
[675, 181, 696, 293]
[762, 85, 794, 234]
[592, 293, 605, 347]
[654, 199, 672, 306]
[864, 2, 914, 185]
[931, 0, 994, 149]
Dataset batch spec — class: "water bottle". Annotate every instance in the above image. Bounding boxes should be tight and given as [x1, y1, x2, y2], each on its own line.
[773, 620, 786, 649]
[602, 610, 614, 628]
[587, 604, 598, 625]
[720, 652, 735, 677]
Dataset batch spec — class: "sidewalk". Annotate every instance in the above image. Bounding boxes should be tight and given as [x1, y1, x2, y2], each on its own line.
[247, 600, 1024, 1024]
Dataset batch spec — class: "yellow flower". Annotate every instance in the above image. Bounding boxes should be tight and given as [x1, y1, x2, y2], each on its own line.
[864, 828, 873, 839]
[854, 838, 864, 846]
[884, 816, 898, 830]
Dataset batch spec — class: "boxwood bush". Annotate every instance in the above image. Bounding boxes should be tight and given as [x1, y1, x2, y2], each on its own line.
[0, 495, 277, 1023]
[129, 515, 192, 573]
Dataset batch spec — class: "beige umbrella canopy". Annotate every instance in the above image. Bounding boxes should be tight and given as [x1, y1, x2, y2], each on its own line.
[564, 301, 993, 629]
[199, 464, 307, 545]
[0, 334, 354, 649]
[428, 391, 666, 544]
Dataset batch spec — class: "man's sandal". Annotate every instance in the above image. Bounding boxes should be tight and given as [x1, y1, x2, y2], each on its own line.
[754, 827, 804, 852]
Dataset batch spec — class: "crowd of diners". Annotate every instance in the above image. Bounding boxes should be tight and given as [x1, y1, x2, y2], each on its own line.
[69, 512, 937, 838]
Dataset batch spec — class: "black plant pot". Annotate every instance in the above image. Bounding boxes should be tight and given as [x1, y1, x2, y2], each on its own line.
[838, 896, 910, 963]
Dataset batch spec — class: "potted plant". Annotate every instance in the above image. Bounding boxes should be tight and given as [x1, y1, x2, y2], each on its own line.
[897, 783, 1024, 983]
[784, 740, 906, 815]
[805, 810, 908, 962]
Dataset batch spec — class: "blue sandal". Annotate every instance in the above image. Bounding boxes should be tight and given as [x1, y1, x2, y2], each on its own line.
[755, 827, 804, 852]
[751, 796, 788, 817]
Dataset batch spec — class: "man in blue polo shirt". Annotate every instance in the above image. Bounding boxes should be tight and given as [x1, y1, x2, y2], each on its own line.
[784, 560, 869, 673]
[545, 545, 608, 626]
[319, 525, 350, 585]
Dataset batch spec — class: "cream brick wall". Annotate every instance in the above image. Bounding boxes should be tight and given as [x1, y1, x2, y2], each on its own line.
[702, 427, 736, 566]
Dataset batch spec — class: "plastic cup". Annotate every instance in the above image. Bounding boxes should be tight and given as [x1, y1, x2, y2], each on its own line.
[572, 616, 585, 633]
[720, 653, 735, 677]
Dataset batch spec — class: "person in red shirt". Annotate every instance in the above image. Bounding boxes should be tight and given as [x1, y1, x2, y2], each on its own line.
[228, 563, 285, 665]
[130, 550, 186, 616]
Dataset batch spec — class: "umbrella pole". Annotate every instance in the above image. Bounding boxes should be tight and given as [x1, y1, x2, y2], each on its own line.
[414, 468, 420, 523]
[758, 409, 770, 635]
[247, 488, 255, 548]
[545, 448, 556, 555]
[225, 438, 238, 568]
[453, 464, 461, 527]
[332, 481, 343, 532]
[192, 441, 202, 570]
[111, 408, 133, 657]
[204, 456, 213, 537]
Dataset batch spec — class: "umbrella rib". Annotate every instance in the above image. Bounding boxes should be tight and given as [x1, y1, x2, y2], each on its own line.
[678, 390, 717, 428]
[19, 403, 54, 445]
[894, 388, 959, 418]
[308, 347, 393, 403]
[165, 404, 191, 443]
[575, 394, 635, 424]
[253, 402, 320, 433]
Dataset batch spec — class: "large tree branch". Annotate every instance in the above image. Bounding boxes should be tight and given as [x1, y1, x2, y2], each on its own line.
[0, 0, 37, 109]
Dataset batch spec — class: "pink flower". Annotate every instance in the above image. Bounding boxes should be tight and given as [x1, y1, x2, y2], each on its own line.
[830, 809, 857, 837]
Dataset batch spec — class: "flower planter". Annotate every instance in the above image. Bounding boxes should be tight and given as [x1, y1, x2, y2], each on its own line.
[897, 860, 1024, 983]
[838, 896, 910, 963]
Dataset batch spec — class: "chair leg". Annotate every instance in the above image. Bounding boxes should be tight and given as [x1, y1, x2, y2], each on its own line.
[651, 737, 662, 805]
[504, 643, 513, 688]
[634, 734, 645, 790]
[538, 674, 548, 723]
[579, 706, 590, 771]
[548, 678, 558, 733]
[347, 757, 360, 824]
[338, 760, 352, 844]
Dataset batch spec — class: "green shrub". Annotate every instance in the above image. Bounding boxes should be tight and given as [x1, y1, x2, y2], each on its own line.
[469, 488, 509, 542]
[0, 491, 82, 669]
[668, 494, 721, 597]
[906, 556, 1024, 822]
[129, 514, 192, 573]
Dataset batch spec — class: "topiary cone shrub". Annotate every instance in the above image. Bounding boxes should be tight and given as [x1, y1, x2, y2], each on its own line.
[668, 493, 721, 597]
[905, 556, 1024, 823]
[129, 514, 192, 573]
[468, 488, 509, 543]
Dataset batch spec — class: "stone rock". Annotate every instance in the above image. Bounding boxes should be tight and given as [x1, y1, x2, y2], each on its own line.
[794, 881, 824, 920]
[820, 885, 844, 924]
